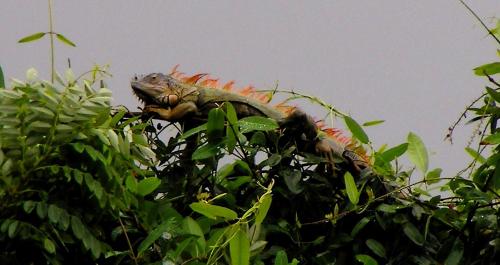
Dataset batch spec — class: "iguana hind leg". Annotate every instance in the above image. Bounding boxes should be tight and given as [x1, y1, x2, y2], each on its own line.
[281, 109, 366, 175]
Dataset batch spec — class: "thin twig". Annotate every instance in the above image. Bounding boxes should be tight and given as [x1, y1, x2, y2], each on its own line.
[118, 216, 139, 265]
[446, 92, 488, 143]
[485, 73, 500, 87]
[458, 0, 500, 45]
[48, 0, 55, 83]
[257, 89, 348, 117]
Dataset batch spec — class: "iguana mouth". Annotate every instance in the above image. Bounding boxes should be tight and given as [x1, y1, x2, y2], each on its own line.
[131, 81, 154, 105]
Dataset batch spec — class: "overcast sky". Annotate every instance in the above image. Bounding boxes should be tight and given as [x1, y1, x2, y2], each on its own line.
[2, 1, 499, 176]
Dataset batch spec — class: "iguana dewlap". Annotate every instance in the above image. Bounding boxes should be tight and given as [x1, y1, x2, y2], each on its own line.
[131, 71, 369, 172]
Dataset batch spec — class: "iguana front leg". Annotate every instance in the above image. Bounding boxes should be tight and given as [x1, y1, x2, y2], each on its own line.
[143, 101, 198, 121]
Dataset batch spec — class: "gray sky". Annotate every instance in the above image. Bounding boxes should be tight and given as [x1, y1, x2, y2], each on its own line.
[2, 1, 499, 177]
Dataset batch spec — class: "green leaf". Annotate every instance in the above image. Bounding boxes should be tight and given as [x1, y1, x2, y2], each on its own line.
[125, 175, 138, 193]
[255, 194, 272, 225]
[465, 147, 487, 164]
[344, 172, 359, 205]
[482, 133, 500, 144]
[366, 239, 386, 258]
[379, 143, 408, 162]
[230, 228, 250, 265]
[190, 202, 238, 220]
[71, 216, 85, 240]
[207, 108, 225, 143]
[486, 87, 500, 103]
[48, 204, 61, 224]
[225, 102, 238, 153]
[282, 169, 303, 194]
[426, 168, 442, 184]
[44, 238, 56, 254]
[136, 177, 161, 196]
[23, 201, 36, 213]
[107, 129, 120, 150]
[362, 120, 385, 127]
[351, 217, 370, 237]
[182, 217, 206, 256]
[444, 238, 464, 265]
[355, 254, 379, 265]
[181, 124, 207, 139]
[473, 62, 500, 76]
[18, 32, 46, 43]
[264, 153, 282, 167]
[225, 102, 238, 124]
[8, 220, 18, 238]
[238, 116, 279, 133]
[274, 250, 288, 265]
[55, 33, 76, 47]
[344, 115, 369, 144]
[138, 221, 172, 255]
[0, 65, 4, 88]
[403, 222, 424, 246]
[36, 202, 48, 219]
[192, 142, 221, 160]
[407, 132, 428, 174]
[376, 204, 399, 213]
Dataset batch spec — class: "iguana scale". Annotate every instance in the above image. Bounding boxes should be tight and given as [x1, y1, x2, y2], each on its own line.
[131, 67, 369, 172]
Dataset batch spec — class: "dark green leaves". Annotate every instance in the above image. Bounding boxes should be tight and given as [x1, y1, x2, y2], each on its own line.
[351, 217, 370, 237]
[18, 32, 47, 43]
[355, 254, 379, 265]
[473, 62, 500, 76]
[403, 222, 424, 246]
[366, 239, 386, 258]
[444, 238, 464, 265]
[137, 220, 176, 255]
[43, 238, 56, 254]
[344, 115, 369, 144]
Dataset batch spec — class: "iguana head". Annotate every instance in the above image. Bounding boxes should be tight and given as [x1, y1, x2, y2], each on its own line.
[131, 73, 181, 106]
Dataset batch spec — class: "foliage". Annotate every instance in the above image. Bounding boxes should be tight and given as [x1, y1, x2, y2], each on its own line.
[0, 69, 159, 264]
[1, 55, 500, 264]
[1, 3, 499, 264]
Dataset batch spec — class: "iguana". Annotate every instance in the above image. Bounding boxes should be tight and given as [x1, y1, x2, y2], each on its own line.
[131, 67, 369, 173]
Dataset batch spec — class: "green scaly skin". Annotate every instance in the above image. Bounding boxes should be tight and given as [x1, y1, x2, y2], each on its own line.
[131, 73, 368, 173]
